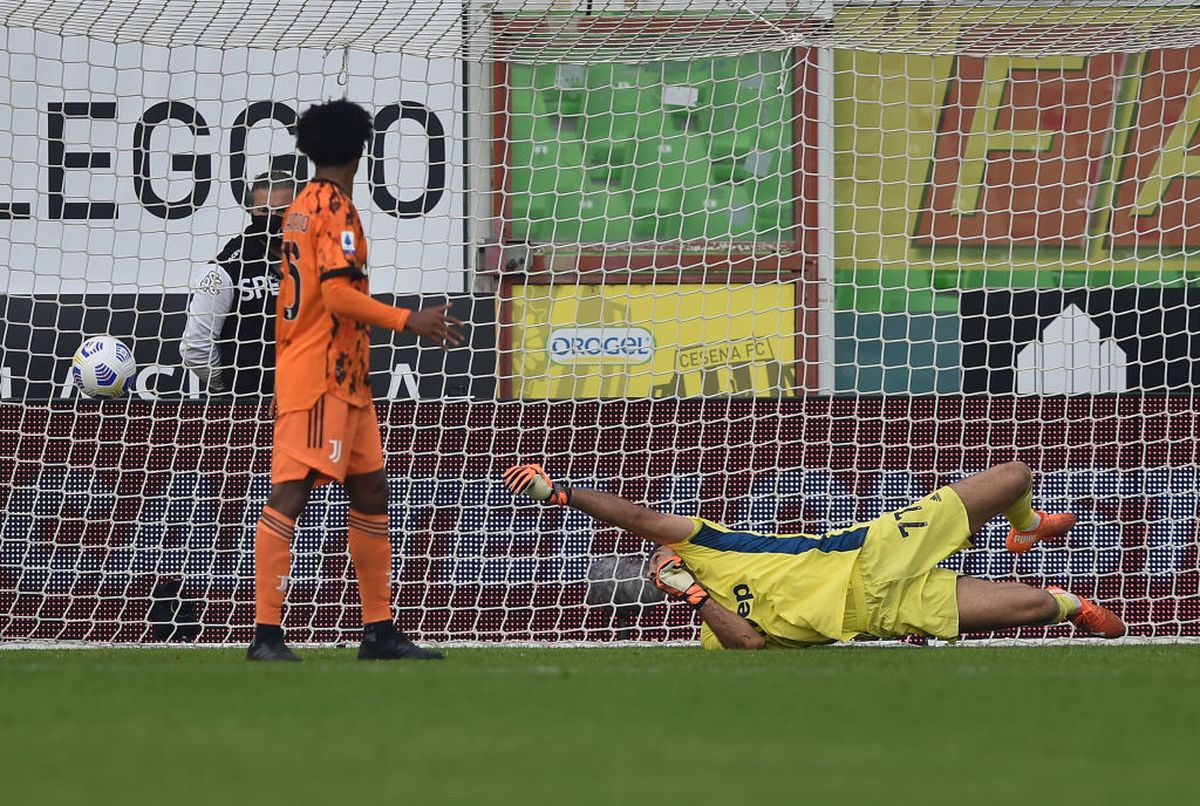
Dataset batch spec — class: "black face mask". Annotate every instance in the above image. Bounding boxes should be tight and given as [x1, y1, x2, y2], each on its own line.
[249, 214, 285, 236]
[250, 215, 286, 269]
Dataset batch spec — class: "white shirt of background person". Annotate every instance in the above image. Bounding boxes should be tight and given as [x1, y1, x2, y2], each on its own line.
[180, 178, 296, 393]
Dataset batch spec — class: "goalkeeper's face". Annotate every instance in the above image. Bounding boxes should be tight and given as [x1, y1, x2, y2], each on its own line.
[649, 545, 675, 570]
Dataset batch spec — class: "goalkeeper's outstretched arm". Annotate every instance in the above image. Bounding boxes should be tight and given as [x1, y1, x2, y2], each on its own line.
[567, 487, 696, 545]
[500, 465, 697, 545]
[502, 464, 765, 649]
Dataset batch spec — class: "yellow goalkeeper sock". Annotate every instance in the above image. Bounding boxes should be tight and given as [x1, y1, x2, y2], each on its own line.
[1048, 589, 1082, 622]
[1003, 481, 1039, 532]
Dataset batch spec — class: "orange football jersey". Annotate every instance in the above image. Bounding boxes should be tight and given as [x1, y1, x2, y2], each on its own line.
[276, 179, 372, 411]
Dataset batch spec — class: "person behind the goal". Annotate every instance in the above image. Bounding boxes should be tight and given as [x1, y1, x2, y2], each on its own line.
[503, 461, 1125, 649]
[248, 99, 464, 662]
[181, 170, 300, 396]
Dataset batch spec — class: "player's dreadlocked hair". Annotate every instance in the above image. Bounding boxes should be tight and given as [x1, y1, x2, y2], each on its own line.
[295, 98, 372, 167]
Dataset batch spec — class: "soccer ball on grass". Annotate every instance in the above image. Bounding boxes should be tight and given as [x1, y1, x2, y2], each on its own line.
[73, 335, 137, 397]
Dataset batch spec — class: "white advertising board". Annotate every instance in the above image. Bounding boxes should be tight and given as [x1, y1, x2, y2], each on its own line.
[0, 27, 465, 295]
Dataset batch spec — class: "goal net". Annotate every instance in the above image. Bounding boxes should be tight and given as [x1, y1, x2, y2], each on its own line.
[1, 0, 1197, 645]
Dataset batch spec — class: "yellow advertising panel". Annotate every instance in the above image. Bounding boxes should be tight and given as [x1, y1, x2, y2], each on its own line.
[508, 284, 796, 399]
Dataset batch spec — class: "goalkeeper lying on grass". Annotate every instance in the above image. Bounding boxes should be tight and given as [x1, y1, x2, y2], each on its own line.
[503, 462, 1124, 649]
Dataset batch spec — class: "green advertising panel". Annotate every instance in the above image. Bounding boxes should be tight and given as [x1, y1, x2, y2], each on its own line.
[505, 54, 794, 244]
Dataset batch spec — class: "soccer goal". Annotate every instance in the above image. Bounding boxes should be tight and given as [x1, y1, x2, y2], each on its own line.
[0, 1, 1197, 645]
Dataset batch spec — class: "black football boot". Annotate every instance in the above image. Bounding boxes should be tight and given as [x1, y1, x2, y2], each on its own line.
[358, 621, 444, 660]
[246, 624, 301, 662]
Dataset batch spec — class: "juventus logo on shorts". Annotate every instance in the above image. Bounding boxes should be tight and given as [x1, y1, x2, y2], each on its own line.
[329, 439, 343, 463]
[275, 575, 291, 593]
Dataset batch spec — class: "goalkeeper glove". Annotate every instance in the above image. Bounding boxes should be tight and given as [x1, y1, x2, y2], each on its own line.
[650, 552, 709, 610]
[502, 463, 571, 506]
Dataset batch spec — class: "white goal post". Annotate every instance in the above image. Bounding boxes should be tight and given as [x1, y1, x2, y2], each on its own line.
[1, 1, 1197, 644]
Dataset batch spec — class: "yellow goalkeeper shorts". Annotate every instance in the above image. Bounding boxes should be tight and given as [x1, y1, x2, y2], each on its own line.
[843, 486, 972, 641]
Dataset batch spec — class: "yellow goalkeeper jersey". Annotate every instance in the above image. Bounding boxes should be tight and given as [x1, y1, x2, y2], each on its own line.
[672, 518, 868, 649]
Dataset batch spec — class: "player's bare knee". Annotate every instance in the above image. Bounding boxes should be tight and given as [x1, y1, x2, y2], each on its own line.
[347, 472, 389, 515]
[349, 490, 388, 515]
[355, 495, 388, 516]
[266, 485, 308, 520]
[995, 461, 1032, 502]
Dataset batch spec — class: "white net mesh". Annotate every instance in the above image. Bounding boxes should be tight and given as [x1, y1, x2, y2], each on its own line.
[9, 1, 1200, 58]
[1, 1, 1197, 644]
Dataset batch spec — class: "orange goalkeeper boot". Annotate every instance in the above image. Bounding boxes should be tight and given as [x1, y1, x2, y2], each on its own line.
[1006, 510, 1076, 553]
[1048, 586, 1126, 639]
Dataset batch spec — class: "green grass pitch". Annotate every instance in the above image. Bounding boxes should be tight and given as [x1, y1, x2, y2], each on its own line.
[1, 645, 1197, 805]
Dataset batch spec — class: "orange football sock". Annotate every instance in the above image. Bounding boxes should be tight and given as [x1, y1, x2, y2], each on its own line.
[255, 506, 296, 625]
[348, 510, 393, 625]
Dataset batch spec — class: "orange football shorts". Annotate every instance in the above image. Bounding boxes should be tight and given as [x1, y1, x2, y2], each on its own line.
[271, 394, 385, 485]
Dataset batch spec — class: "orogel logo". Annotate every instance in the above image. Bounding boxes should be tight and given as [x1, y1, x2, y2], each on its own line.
[547, 328, 654, 365]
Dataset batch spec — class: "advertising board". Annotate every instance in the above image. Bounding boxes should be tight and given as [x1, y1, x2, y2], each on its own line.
[0, 27, 466, 296]
[502, 283, 799, 398]
[1, 398, 1193, 642]
[0, 294, 496, 401]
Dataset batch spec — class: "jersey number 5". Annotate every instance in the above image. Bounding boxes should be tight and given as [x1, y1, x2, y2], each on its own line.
[281, 241, 302, 321]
